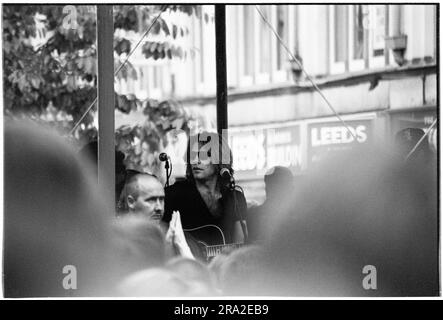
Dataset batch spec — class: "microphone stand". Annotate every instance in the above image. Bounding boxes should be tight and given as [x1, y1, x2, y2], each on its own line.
[229, 177, 248, 243]
[164, 159, 170, 187]
[159, 153, 172, 188]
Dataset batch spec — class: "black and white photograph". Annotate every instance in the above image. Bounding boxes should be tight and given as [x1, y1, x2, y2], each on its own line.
[0, 1, 439, 301]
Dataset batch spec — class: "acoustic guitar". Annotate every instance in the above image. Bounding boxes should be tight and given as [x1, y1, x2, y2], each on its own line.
[184, 225, 244, 262]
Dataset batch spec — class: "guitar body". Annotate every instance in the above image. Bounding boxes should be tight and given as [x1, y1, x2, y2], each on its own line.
[184, 225, 243, 262]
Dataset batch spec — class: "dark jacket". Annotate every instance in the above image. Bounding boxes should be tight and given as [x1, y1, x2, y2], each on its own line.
[164, 179, 247, 244]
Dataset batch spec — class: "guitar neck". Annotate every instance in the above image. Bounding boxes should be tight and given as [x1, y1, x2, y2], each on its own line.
[205, 243, 244, 258]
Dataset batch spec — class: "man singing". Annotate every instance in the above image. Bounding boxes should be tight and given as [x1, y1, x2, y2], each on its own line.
[165, 132, 248, 246]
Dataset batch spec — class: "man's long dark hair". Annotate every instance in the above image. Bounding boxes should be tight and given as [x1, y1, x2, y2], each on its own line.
[184, 131, 234, 192]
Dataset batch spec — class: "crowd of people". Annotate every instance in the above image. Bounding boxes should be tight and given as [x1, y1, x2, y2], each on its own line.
[3, 120, 438, 297]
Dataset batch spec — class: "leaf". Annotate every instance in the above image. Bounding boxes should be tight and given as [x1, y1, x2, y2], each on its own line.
[83, 56, 94, 74]
[171, 118, 184, 130]
[152, 20, 161, 34]
[166, 48, 172, 59]
[150, 42, 157, 53]
[161, 19, 170, 36]
[30, 76, 41, 89]
[176, 47, 183, 59]
[172, 25, 178, 39]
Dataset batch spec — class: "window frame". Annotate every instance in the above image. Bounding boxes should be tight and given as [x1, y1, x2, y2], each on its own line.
[328, 5, 347, 74]
[254, 5, 272, 85]
[238, 5, 255, 86]
[348, 5, 365, 71]
[368, 4, 387, 69]
[272, 5, 291, 83]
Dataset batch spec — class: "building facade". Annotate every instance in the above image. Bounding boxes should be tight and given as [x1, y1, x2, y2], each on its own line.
[117, 4, 438, 204]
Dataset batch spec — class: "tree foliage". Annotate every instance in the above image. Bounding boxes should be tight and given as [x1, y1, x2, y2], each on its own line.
[116, 99, 190, 179]
[3, 4, 200, 175]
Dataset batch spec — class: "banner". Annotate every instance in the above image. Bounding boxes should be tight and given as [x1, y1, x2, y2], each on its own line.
[229, 124, 302, 179]
[308, 119, 373, 165]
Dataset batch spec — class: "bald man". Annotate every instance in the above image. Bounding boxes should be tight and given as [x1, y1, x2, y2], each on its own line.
[124, 173, 165, 222]
[121, 172, 199, 260]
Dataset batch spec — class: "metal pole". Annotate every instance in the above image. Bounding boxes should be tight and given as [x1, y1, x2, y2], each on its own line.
[215, 5, 228, 135]
[97, 5, 115, 210]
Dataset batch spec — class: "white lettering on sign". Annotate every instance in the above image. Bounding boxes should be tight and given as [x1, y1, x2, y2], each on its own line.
[231, 132, 266, 171]
[231, 128, 300, 172]
[311, 125, 367, 147]
[424, 116, 435, 125]
[267, 129, 291, 145]
[268, 145, 302, 169]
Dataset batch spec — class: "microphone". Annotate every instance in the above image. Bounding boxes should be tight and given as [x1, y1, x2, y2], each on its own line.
[220, 168, 232, 179]
[159, 152, 169, 162]
[159, 153, 171, 187]
[220, 168, 235, 189]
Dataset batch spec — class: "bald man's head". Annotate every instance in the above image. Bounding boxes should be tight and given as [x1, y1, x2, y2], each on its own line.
[124, 174, 165, 222]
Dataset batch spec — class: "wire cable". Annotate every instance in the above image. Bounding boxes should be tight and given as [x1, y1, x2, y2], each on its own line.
[404, 118, 437, 161]
[254, 5, 358, 141]
[255, 6, 437, 163]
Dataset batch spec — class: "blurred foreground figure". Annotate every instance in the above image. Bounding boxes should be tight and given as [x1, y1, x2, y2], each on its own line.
[78, 140, 127, 208]
[165, 257, 217, 296]
[247, 166, 293, 243]
[394, 127, 431, 162]
[216, 246, 266, 295]
[111, 215, 167, 277]
[4, 121, 117, 297]
[112, 216, 216, 297]
[253, 145, 438, 296]
[117, 268, 191, 297]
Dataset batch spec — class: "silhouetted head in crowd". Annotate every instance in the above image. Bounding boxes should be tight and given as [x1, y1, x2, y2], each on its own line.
[394, 128, 431, 163]
[264, 166, 294, 203]
[112, 215, 167, 277]
[78, 140, 127, 204]
[117, 268, 191, 297]
[4, 121, 117, 297]
[246, 166, 294, 243]
[208, 247, 237, 289]
[254, 145, 438, 296]
[166, 257, 217, 296]
[216, 246, 266, 296]
[120, 172, 165, 222]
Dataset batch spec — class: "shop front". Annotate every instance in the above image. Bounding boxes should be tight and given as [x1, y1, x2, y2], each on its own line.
[307, 118, 375, 166]
[229, 122, 303, 204]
